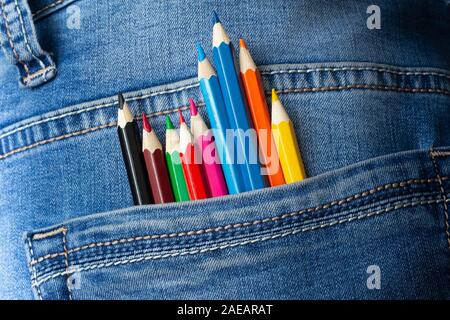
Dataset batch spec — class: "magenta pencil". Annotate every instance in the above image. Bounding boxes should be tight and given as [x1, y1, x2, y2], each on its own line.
[189, 98, 228, 197]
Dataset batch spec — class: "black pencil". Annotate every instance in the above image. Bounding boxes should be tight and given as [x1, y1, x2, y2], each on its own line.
[117, 93, 153, 205]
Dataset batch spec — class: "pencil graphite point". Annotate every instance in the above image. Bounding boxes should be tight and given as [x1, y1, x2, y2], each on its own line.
[178, 109, 186, 124]
[272, 89, 279, 102]
[189, 98, 198, 116]
[118, 93, 125, 110]
[165, 115, 174, 130]
[239, 38, 247, 49]
[212, 11, 220, 24]
[142, 112, 152, 132]
[196, 43, 206, 61]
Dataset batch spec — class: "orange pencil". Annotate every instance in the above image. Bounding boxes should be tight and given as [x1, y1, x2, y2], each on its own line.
[239, 39, 285, 187]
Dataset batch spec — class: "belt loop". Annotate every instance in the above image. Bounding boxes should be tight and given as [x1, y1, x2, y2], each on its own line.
[0, 0, 56, 88]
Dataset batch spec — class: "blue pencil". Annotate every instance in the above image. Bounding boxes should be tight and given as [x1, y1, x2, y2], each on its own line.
[197, 44, 245, 194]
[212, 12, 267, 191]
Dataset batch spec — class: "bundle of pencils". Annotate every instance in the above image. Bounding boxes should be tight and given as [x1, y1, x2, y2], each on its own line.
[117, 94, 229, 205]
[116, 11, 307, 206]
[196, 12, 307, 191]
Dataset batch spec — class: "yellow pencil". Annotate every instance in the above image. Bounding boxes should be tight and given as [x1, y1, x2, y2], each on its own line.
[271, 89, 307, 183]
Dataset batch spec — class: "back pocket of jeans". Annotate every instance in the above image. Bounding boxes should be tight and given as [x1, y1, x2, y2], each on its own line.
[24, 147, 450, 300]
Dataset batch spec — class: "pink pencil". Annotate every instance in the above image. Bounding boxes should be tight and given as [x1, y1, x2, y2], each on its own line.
[189, 98, 228, 197]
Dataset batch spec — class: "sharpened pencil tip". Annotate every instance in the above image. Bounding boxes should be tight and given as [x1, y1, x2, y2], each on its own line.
[118, 93, 125, 110]
[196, 43, 206, 61]
[142, 112, 152, 132]
[272, 89, 279, 102]
[178, 109, 186, 124]
[165, 115, 174, 130]
[189, 98, 198, 116]
[239, 38, 247, 49]
[212, 11, 220, 24]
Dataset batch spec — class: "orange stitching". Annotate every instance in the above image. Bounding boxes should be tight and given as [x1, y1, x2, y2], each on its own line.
[0, 83, 200, 140]
[0, 0, 29, 75]
[32, 0, 64, 17]
[0, 123, 116, 159]
[0, 104, 195, 159]
[29, 177, 447, 266]
[431, 151, 450, 157]
[1, 84, 449, 159]
[273, 85, 450, 96]
[430, 151, 450, 251]
[62, 227, 72, 300]
[260, 66, 450, 80]
[31, 197, 447, 286]
[22, 65, 56, 84]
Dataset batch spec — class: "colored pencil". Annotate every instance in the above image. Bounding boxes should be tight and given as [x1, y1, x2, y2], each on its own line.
[165, 116, 190, 202]
[197, 43, 244, 194]
[271, 90, 307, 184]
[117, 94, 153, 205]
[239, 38, 285, 187]
[178, 110, 208, 200]
[142, 113, 174, 204]
[212, 12, 266, 191]
[189, 98, 228, 197]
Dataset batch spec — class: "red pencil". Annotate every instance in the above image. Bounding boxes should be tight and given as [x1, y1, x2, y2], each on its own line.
[178, 110, 208, 200]
[142, 113, 174, 204]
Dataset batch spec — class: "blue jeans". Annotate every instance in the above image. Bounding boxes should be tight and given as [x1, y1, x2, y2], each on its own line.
[0, 0, 449, 299]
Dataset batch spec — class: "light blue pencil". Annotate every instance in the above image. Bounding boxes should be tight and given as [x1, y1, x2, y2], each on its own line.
[197, 44, 245, 194]
[212, 11, 267, 191]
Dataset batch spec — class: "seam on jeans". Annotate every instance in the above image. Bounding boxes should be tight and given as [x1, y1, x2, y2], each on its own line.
[431, 151, 450, 157]
[32, 226, 67, 240]
[0, 0, 30, 75]
[26, 237, 42, 300]
[0, 83, 200, 140]
[0, 122, 116, 159]
[260, 66, 450, 80]
[22, 65, 56, 84]
[62, 228, 72, 300]
[34, 190, 444, 274]
[13, 0, 46, 69]
[1, 66, 448, 140]
[274, 85, 450, 96]
[0, 103, 199, 159]
[430, 150, 450, 251]
[3, 64, 447, 141]
[1, 83, 448, 160]
[28, 177, 447, 266]
[30, 197, 446, 287]
[32, 0, 64, 17]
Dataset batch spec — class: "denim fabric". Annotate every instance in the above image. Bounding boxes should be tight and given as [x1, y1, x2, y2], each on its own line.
[25, 148, 450, 299]
[0, 0, 56, 87]
[0, 0, 450, 299]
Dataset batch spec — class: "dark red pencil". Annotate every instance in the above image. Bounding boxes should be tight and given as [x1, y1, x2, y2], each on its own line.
[142, 113, 174, 204]
[178, 110, 208, 200]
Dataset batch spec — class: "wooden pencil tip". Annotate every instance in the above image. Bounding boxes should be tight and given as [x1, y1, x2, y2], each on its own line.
[239, 38, 247, 49]
[189, 98, 198, 116]
[165, 115, 175, 130]
[212, 11, 220, 24]
[196, 43, 206, 61]
[178, 109, 186, 124]
[272, 89, 279, 102]
[142, 112, 152, 132]
[118, 93, 125, 110]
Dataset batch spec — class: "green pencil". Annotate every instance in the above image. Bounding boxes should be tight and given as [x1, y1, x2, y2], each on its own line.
[165, 116, 190, 202]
